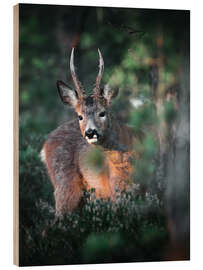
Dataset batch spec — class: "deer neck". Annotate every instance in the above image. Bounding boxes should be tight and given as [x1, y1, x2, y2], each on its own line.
[100, 119, 129, 152]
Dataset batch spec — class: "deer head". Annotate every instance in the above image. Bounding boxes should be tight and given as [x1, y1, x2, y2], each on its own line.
[57, 48, 119, 145]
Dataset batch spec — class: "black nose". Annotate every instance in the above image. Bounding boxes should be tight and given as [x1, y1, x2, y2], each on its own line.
[85, 129, 98, 139]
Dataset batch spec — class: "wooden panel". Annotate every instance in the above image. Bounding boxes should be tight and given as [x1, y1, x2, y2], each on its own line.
[13, 4, 19, 266]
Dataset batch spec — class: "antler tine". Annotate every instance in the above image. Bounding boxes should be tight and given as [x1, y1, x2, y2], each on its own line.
[70, 48, 84, 98]
[94, 48, 104, 96]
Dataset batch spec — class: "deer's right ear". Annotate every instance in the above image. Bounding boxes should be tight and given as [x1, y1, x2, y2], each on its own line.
[57, 80, 78, 107]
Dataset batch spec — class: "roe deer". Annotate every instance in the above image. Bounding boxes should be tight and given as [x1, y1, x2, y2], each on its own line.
[41, 48, 136, 215]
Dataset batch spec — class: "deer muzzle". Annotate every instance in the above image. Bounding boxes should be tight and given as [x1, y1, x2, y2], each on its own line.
[85, 128, 100, 144]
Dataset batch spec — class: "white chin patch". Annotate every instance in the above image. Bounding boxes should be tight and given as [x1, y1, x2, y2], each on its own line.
[86, 135, 98, 144]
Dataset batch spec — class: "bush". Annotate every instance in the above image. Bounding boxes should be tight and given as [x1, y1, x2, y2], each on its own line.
[19, 121, 168, 265]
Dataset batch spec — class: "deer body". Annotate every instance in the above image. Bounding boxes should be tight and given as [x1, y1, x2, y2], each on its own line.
[41, 49, 135, 215]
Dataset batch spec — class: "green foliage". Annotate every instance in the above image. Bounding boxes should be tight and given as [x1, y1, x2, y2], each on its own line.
[163, 100, 177, 124]
[19, 137, 167, 266]
[143, 134, 158, 159]
[19, 118, 167, 265]
[129, 102, 157, 132]
[82, 233, 126, 263]
[84, 147, 105, 172]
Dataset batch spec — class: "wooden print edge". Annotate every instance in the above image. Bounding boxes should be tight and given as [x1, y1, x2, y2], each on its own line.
[13, 3, 19, 266]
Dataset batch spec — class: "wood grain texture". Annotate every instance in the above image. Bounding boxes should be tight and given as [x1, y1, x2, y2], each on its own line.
[13, 4, 19, 266]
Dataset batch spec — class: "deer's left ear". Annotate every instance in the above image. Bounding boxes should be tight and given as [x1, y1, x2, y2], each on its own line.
[102, 84, 119, 105]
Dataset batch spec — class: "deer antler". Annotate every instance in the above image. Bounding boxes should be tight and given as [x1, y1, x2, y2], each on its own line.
[94, 49, 104, 97]
[70, 48, 84, 99]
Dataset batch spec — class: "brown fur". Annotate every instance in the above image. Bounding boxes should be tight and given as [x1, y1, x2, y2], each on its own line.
[42, 116, 135, 215]
[42, 50, 136, 215]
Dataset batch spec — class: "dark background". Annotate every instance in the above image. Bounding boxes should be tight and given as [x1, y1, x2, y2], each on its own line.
[19, 4, 190, 266]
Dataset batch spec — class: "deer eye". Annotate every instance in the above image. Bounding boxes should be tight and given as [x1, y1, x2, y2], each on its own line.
[99, 111, 106, 118]
[78, 115, 83, 121]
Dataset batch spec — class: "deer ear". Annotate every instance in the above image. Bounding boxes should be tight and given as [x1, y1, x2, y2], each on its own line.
[102, 84, 119, 105]
[57, 80, 78, 107]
